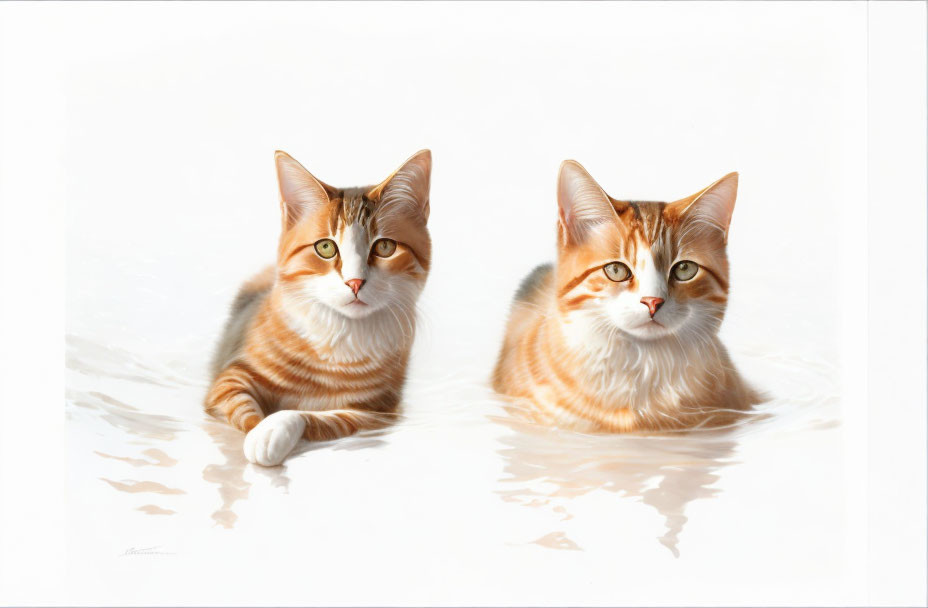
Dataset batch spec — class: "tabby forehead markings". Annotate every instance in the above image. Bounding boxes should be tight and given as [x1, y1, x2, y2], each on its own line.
[337, 189, 376, 228]
[206, 149, 431, 466]
[494, 161, 759, 433]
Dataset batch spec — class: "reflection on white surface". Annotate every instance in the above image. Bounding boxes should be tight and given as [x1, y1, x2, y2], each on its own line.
[495, 346, 839, 558]
[497, 417, 742, 557]
[66, 329, 841, 603]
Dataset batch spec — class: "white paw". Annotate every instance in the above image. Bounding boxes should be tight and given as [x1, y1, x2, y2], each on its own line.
[243, 411, 306, 466]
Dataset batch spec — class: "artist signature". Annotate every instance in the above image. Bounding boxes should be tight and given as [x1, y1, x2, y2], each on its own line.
[121, 545, 175, 557]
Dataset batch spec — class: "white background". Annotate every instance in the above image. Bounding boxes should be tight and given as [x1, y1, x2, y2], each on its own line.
[0, 2, 925, 606]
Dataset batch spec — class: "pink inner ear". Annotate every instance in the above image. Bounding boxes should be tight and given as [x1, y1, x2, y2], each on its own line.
[685, 174, 738, 238]
[369, 150, 431, 223]
[557, 161, 618, 245]
[275, 153, 331, 229]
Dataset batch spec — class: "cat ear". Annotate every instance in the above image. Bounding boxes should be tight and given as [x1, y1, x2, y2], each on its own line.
[367, 149, 432, 224]
[666, 172, 739, 243]
[557, 160, 619, 245]
[275, 151, 334, 229]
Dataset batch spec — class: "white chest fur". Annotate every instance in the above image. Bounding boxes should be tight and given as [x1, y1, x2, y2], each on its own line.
[561, 310, 719, 414]
[273, 300, 412, 412]
[280, 298, 413, 361]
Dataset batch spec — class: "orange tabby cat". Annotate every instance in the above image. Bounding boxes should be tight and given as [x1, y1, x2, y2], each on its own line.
[206, 150, 431, 465]
[493, 161, 759, 432]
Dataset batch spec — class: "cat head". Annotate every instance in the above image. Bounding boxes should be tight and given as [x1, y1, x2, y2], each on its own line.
[274, 150, 431, 320]
[555, 161, 738, 342]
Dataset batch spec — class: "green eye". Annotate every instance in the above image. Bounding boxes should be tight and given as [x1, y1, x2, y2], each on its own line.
[372, 238, 397, 258]
[672, 260, 699, 281]
[314, 239, 338, 259]
[603, 262, 632, 282]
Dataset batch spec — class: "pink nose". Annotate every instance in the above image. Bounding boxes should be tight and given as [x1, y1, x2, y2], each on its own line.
[345, 278, 365, 296]
[640, 296, 664, 317]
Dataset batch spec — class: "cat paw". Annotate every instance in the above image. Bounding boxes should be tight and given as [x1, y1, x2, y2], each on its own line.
[243, 411, 306, 466]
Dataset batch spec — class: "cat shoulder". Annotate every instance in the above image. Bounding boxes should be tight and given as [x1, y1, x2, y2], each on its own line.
[513, 263, 553, 305]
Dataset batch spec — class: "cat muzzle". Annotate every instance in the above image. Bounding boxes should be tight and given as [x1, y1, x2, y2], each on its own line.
[640, 297, 665, 318]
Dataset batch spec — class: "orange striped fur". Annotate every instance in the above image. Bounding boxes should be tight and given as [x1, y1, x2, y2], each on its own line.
[493, 161, 759, 432]
[206, 150, 431, 465]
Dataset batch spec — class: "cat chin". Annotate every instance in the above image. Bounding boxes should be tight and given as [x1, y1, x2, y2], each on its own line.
[617, 321, 679, 341]
[330, 301, 382, 319]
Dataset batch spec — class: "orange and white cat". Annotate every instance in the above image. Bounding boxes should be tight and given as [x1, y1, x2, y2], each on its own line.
[206, 150, 431, 465]
[493, 161, 759, 432]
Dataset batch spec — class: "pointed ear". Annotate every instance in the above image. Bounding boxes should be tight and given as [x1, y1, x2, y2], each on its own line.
[666, 172, 739, 243]
[367, 149, 431, 223]
[275, 151, 333, 229]
[557, 160, 619, 245]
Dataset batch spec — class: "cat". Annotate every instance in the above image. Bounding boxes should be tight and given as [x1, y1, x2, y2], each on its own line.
[206, 150, 431, 465]
[493, 160, 759, 432]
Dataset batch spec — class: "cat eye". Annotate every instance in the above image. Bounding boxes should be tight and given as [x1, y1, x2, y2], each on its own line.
[603, 262, 632, 282]
[314, 239, 338, 259]
[372, 238, 397, 258]
[672, 260, 699, 281]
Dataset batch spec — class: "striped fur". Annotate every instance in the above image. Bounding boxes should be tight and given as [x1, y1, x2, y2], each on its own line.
[493, 161, 759, 432]
[206, 150, 431, 465]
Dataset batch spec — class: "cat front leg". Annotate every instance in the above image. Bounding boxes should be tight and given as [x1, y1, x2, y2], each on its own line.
[300, 409, 393, 441]
[242, 410, 306, 466]
[204, 364, 266, 433]
[240, 409, 392, 466]
[205, 364, 301, 466]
